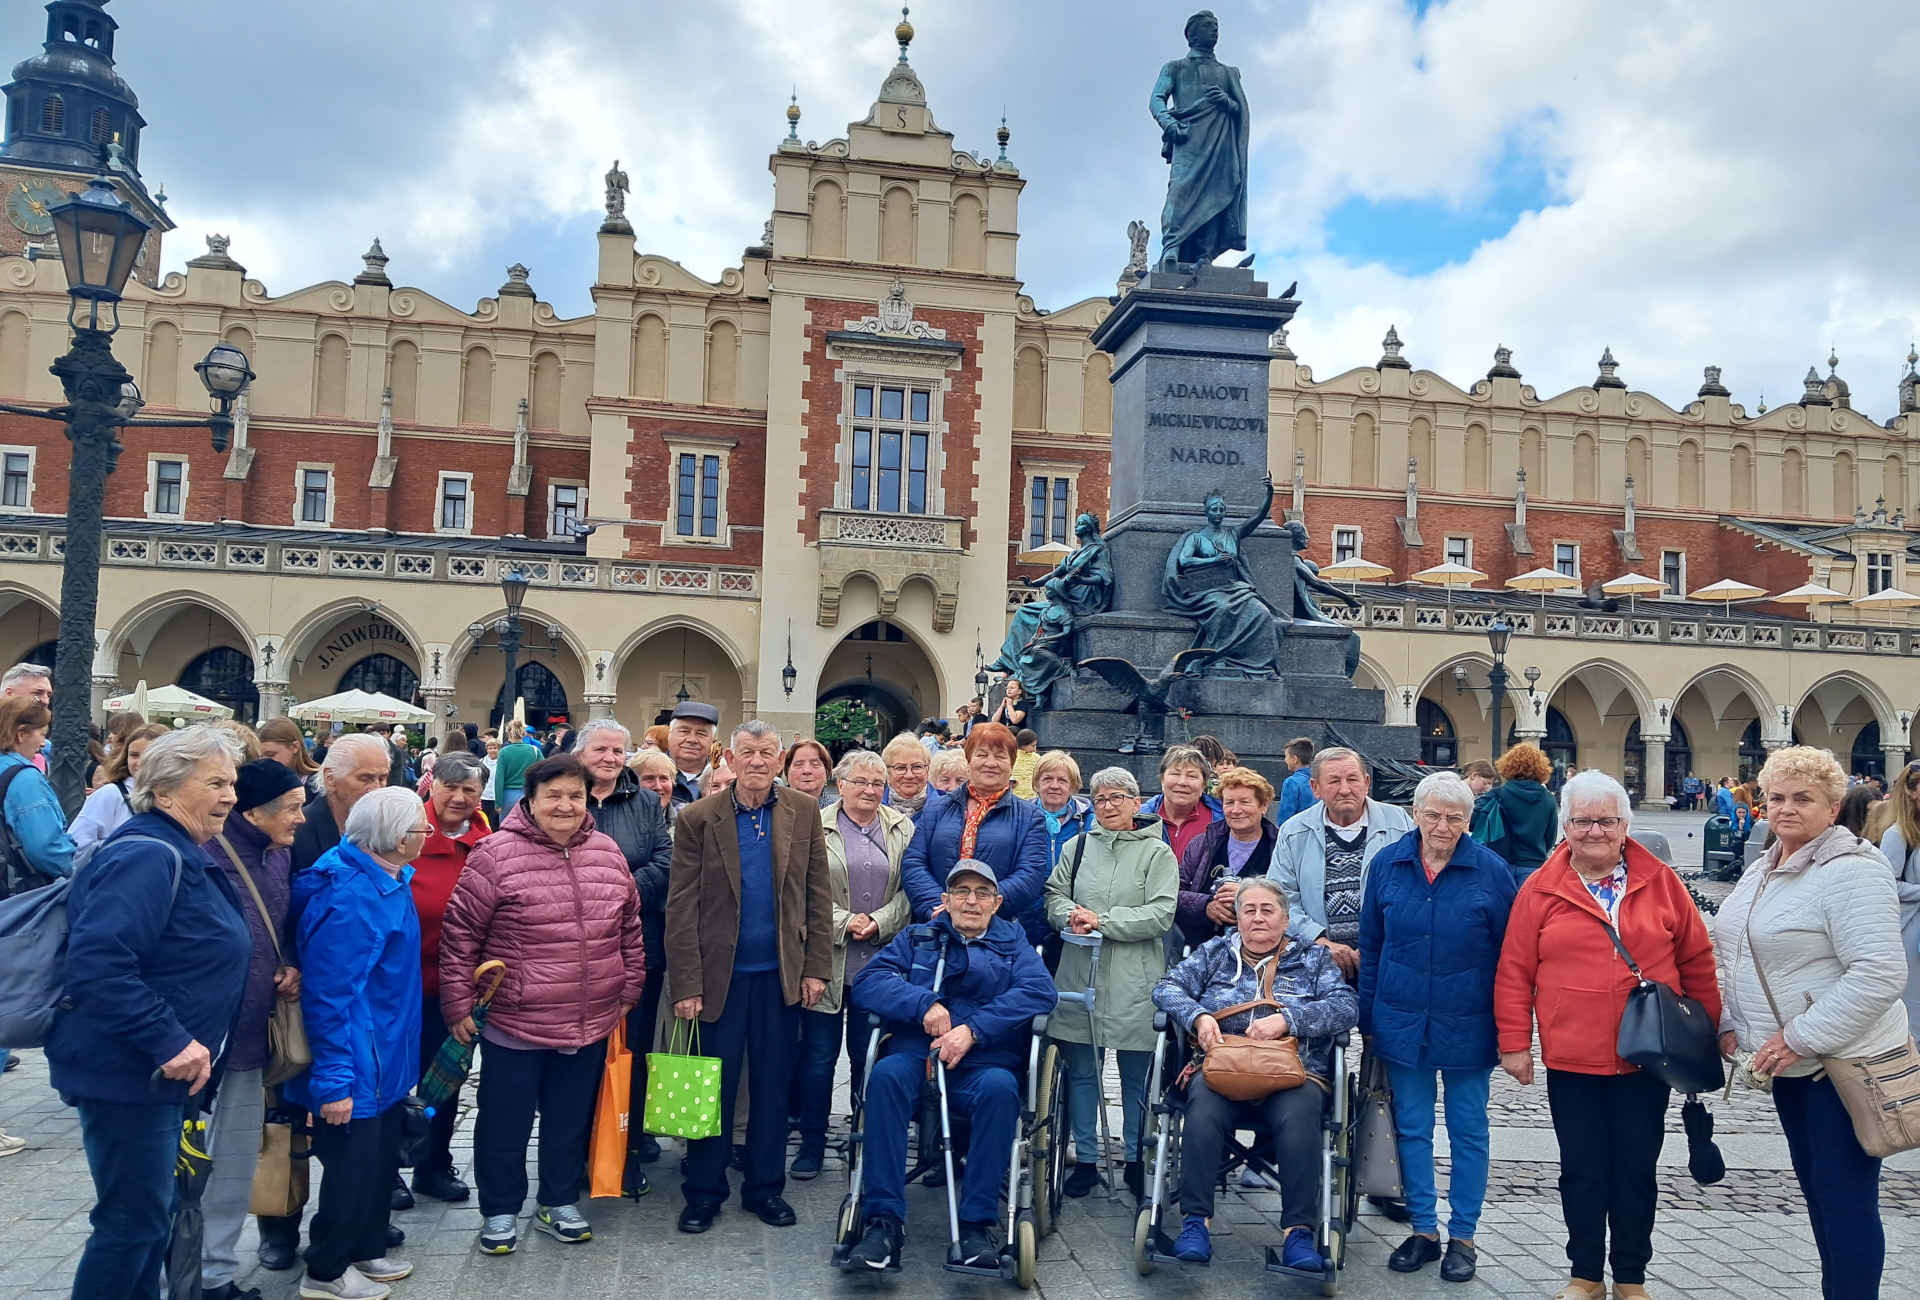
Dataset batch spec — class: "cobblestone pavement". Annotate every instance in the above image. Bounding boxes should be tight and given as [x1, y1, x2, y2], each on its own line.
[5, 1042, 1918, 1300]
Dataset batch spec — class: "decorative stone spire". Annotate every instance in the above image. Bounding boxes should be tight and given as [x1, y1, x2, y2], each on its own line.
[498, 263, 535, 298]
[1624, 474, 1638, 534]
[1378, 325, 1410, 370]
[1405, 457, 1419, 516]
[1593, 346, 1625, 389]
[786, 90, 801, 141]
[1514, 466, 1528, 524]
[895, 5, 914, 61]
[1873, 495, 1889, 524]
[874, 4, 926, 106]
[187, 233, 244, 273]
[1268, 325, 1294, 360]
[507, 397, 532, 497]
[1757, 391, 1768, 414]
[996, 111, 1010, 162]
[1698, 364, 1730, 398]
[1823, 349, 1852, 409]
[369, 386, 397, 489]
[354, 237, 391, 286]
[1899, 343, 1918, 414]
[1291, 448, 1306, 519]
[1800, 365, 1831, 407]
[1487, 345, 1521, 380]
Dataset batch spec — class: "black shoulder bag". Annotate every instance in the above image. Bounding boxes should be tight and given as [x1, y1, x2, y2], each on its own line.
[1595, 915, 1724, 1095]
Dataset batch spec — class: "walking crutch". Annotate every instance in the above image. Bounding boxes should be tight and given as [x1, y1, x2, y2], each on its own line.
[1055, 929, 1118, 1198]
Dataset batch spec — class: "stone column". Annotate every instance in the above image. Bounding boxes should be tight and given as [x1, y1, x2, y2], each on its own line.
[1884, 743, 1910, 776]
[420, 690, 457, 734]
[91, 674, 119, 721]
[583, 693, 617, 722]
[255, 682, 286, 721]
[1638, 734, 1669, 810]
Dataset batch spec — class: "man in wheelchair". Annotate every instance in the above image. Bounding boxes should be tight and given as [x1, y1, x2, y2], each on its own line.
[1151, 877, 1357, 1267]
[844, 860, 1058, 1271]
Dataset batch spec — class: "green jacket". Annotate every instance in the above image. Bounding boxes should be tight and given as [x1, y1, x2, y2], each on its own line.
[492, 739, 540, 802]
[816, 801, 915, 1015]
[1044, 814, 1178, 1051]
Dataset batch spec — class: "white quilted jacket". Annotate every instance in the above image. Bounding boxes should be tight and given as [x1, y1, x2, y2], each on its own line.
[1712, 825, 1907, 1078]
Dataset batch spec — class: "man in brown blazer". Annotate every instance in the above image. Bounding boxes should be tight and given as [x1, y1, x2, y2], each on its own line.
[666, 719, 831, 1233]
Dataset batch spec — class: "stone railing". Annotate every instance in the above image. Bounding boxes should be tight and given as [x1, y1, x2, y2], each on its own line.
[0, 525, 759, 598]
[818, 509, 964, 550]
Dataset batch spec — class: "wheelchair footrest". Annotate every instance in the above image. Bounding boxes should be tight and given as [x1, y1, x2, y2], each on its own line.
[1147, 1229, 1209, 1268]
[832, 1249, 903, 1274]
[1263, 1245, 1333, 1282]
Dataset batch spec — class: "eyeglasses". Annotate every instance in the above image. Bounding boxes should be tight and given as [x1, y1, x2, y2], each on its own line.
[888, 762, 929, 774]
[407, 825, 432, 837]
[947, 887, 998, 902]
[841, 778, 886, 790]
[1416, 809, 1468, 827]
[1568, 816, 1624, 833]
[1092, 793, 1135, 807]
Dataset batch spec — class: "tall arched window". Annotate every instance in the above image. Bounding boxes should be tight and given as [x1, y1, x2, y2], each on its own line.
[1833, 449, 1856, 516]
[879, 187, 915, 264]
[950, 192, 986, 271]
[1013, 346, 1046, 430]
[530, 351, 563, 429]
[1732, 444, 1755, 511]
[144, 320, 179, 408]
[1349, 412, 1377, 486]
[1416, 698, 1456, 767]
[494, 661, 570, 729]
[314, 333, 349, 417]
[338, 653, 419, 703]
[1678, 440, 1703, 507]
[1295, 408, 1320, 482]
[704, 320, 738, 406]
[1783, 446, 1806, 515]
[631, 314, 666, 400]
[809, 180, 845, 258]
[1081, 352, 1111, 433]
[178, 648, 259, 723]
[388, 339, 419, 422]
[1573, 431, 1596, 500]
[1464, 424, 1490, 494]
[459, 345, 492, 426]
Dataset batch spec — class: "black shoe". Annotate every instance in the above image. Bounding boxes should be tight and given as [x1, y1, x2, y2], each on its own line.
[633, 1134, 662, 1164]
[1369, 1194, 1411, 1223]
[203, 1285, 263, 1300]
[255, 1238, 298, 1271]
[1123, 1159, 1144, 1202]
[678, 1202, 720, 1234]
[412, 1164, 470, 1203]
[390, 1171, 414, 1211]
[1064, 1163, 1100, 1198]
[850, 1214, 903, 1271]
[621, 1152, 651, 1200]
[956, 1222, 999, 1269]
[790, 1143, 824, 1180]
[744, 1194, 797, 1227]
[1388, 1234, 1442, 1273]
[386, 1222, 405, 1249]
[1440, 1238, 1477, 1283]
[730, 1142, 747, 1171]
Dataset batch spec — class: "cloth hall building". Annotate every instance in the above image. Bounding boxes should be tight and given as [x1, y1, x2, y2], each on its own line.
[4, 2, 1920, 805]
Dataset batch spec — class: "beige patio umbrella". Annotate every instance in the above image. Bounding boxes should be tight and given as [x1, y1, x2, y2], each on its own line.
[102, 681, 232, 722]
[1850, 587, 1920, 625]
[1015, 541, 1073, 567]
[1318, 555, 1393, 589]
[1601, 571, 1666, 615]
[1773, 581, 1848, 623]
[1410, 561, 1487, 613]
[1506, 566, 1582, 612]
[1688, 577, 1767, 617]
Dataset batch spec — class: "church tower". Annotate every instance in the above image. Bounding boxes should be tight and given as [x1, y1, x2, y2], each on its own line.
[1, 0, 170, 281]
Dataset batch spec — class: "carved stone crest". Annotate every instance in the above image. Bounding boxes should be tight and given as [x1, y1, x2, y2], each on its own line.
[843, 279, 947, 341]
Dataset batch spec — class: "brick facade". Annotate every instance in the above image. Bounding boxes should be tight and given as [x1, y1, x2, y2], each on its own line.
[620, 407, 766, 565]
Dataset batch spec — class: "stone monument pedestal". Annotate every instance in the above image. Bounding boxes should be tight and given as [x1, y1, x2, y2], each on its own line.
[1029, 266, 1418, 790]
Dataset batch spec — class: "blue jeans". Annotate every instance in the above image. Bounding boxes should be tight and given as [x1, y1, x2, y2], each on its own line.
[71, 1095, 185, 1300]
[1060, 1042, 1150, 1163]
[793, 1005, 873, 1148]
[861, 1052, 1018, 1228]
[1775, 1073, 1883, 1298]
[1385, 1062, 1491, 1241]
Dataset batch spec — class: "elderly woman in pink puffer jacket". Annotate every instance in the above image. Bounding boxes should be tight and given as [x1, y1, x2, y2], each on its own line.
[440, 753, 646, 1257]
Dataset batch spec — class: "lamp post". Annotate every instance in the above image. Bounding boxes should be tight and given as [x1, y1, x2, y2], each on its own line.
[0, 169, 254, 815]
[781, 621, 798, 699]
[498, 566, 528, 726]
[1486, 616, 1513, 763]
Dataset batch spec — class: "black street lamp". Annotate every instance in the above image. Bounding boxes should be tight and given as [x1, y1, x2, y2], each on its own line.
[1486, 616, 1513, 762]
[781, 621, 798, 698]
[0, 169, 254, 815]
[497, 566, 528, 725]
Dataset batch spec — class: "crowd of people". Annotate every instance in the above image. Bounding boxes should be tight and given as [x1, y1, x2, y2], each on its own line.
[0, 654, 1912, 1299]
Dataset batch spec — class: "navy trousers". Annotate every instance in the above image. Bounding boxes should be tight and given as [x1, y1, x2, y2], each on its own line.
[1774, 1073, 1884, 1299]
[70, 1095, 185, 1300]
[682, 969, 796, 1208]
[861, 1051, 1018, 1228]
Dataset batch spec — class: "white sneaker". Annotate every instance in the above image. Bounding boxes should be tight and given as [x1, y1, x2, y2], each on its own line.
[298, 1265, 392, 1300]
[353, 1256, 413, 1282]
[0, 1130, 25, 1158]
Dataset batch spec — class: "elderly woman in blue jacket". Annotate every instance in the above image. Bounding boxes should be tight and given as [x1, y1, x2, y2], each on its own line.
[286, 786, 429, 1300]
[1358, 770, 1516, 1285]
[901, 723, 1049, 925]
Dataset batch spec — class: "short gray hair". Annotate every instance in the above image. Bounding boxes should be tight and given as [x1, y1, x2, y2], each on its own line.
[129, 725, 243, 813]
[1, 662, 49, 690]
[1412, 770, 1475, 816]
[1088, 766, 1140, 797]
[1559, 769, 1633, 829]
[344, 786, 427, 857]
[834, 748, 885, 783]
[323, 732, 390, 776]
[1309, 746, 1370, 782]
[574, 719, 631, 754]
[1234, 876, 1288, 917]
[730, 719, 781, 749]
[431, 751, 487, 789]
[930, 749, 968, 782]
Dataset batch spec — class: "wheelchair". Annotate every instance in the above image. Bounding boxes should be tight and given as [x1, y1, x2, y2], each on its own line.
[830, 995, 1069, 1286]
[1132, 1012, 1357, 1296]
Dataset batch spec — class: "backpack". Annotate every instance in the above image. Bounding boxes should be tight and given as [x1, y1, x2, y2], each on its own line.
[0, 764, 50, 900]
[0, 834, 182, 1048]
[1469, 788, 1507, 856]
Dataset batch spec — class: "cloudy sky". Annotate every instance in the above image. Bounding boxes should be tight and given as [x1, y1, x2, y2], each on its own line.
[9, 0, 1918, 414]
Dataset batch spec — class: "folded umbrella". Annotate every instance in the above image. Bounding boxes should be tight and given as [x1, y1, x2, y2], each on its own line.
[1683, 1097, 1725, 1185]
[165, 1115, 213, 1300]
[418, 960, 507, 1109]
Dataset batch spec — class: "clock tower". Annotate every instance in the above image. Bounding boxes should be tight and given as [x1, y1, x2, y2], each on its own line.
[1, 0, 170, 283]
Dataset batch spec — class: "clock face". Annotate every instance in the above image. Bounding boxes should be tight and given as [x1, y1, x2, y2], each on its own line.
[7, 177, 65, 237]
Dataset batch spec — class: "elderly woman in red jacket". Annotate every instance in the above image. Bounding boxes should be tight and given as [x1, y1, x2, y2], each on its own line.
[1493, 770, 1719, 1300]
[440, 754, 646, 1258]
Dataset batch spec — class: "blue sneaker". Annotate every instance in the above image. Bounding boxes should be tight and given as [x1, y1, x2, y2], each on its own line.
[1281, 1226, 1324, 1272]
[1172, 1214, 1212, 1263]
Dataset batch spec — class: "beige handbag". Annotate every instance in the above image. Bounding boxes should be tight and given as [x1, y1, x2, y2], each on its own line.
[215, 835, 312, 1087]
[1197, 961, 1309, 1101]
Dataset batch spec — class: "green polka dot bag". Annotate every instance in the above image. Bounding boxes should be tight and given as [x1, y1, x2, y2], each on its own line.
[643, 1018, 723, 1141]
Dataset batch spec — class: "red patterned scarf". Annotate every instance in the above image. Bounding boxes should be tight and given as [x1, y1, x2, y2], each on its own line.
[959, 783, 1011, 860]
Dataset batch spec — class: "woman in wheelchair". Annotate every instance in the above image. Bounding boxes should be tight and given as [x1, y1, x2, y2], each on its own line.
[1151, 877, 1358, 1267]
[843, 859, 1058, 1271]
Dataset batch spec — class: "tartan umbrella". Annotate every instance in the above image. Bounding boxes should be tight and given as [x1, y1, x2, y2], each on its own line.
[418, 960, 507, 1109]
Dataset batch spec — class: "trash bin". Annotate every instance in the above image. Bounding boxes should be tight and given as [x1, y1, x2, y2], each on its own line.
[1702, 815, 1740, 881]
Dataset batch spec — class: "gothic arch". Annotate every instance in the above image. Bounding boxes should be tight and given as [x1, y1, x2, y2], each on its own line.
[1543, 658, 1659, 734]
[608, 614, 751, 683]
[281, 598, 429, 673]
[106, 591, 260, 674]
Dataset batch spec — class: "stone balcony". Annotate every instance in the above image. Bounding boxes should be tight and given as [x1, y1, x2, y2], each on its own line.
[817, 509, 963, 632]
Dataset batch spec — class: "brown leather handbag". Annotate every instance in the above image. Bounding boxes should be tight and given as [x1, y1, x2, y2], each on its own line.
[1198, 961, 1309, 1101]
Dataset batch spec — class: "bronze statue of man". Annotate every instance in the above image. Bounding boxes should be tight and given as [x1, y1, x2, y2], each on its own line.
[1149, 10, 1250, 269]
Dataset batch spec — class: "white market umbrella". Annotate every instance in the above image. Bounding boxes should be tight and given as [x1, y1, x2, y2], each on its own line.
[1015, 541, 1073, 567]
[1601, 571, 1666, 615]
[1688, 577, 1767, 617]
[1506, 566, 1582, 613]
[1773, 581, 1848, 607]
[103, 680, 232, 722]
[1318, 555, 1393, 589]
[287, 688, 431, 727]
[1411, 561, 1487, 613]
[1850, 587, 1920, 625]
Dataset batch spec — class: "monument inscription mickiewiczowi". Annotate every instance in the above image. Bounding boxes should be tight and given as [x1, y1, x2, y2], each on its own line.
[1150, 381, 1265, 465]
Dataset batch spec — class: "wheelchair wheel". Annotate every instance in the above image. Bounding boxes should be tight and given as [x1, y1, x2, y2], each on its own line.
[1013, 1219, 1037, 1289]
[1030, 1040, 1069, 1238]
[1132, 1206, 1154, 1275]
[835, 1193, 859, 1250]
